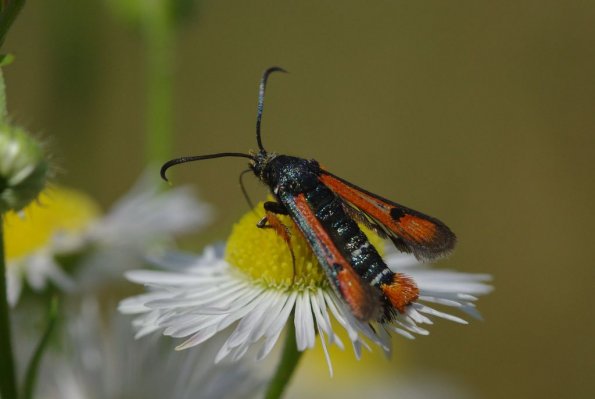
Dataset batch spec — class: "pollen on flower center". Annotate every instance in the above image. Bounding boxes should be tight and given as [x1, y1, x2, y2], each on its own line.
[4, 186, 101, 261]
[225, 201, 384, 290]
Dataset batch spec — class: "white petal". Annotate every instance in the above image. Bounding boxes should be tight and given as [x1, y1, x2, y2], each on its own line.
[6, 265, 22, 307]
[414, 303, 468, 324]
[225, 290, 277, 348]
[316, 322, 333, 377]
[125, 270, 208, 286]
[257, 329, 283, 361]
[119, 241, 492, 369]
[266, 291, 298, 341]
[176, 326, 219, 350]
[294, 292, 316, 351]
[391, 326, 416, 340]
[310, 290, 335, 346]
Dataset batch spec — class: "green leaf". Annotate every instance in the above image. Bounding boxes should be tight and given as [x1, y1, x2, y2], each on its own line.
[0, 0, 27, 49]
[0, 53, 15, 67]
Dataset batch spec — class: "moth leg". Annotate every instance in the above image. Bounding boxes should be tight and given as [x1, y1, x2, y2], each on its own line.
[256, 201, 289, 229]
[264, 201, 289, 215]
[256, 202, 296, 283]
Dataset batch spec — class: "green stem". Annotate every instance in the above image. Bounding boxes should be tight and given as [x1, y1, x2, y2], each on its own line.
[264, 316, 304, 399]
[22, 296, 58, 399]
[0, 219, 18, 399]
[0, 68, 6, 123]
[144, 3, 174, 164]
[0, 0, 26, 49]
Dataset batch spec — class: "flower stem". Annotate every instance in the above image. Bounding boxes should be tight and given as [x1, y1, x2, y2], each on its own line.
[264, 315, 304, 399]
[22, 295, 59, 399]
[0, 68, 6, 123]
[0, 0, 26, 49]
[144, 2, 174, 164]
[0, 218, 18, 399]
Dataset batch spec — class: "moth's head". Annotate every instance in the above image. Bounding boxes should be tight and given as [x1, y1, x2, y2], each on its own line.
[250, 150, 278, 185]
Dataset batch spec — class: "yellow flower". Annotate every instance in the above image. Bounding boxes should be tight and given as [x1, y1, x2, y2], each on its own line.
[4, 186, 100, 305]
[5, 186, 100, 259]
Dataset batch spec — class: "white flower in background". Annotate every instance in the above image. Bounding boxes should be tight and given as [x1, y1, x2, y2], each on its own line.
[88, 170, 211, 248]
[38, 300, 262, 399]
[76, 170, 212, 286]
[4, 169, 212, 305]
[120, 207, 492, 375]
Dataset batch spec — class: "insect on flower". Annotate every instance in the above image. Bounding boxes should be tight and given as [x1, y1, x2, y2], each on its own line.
[161, 67, 457, 323]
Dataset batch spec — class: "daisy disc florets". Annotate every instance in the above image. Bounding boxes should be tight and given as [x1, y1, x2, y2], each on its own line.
[121, 203, 492, 375]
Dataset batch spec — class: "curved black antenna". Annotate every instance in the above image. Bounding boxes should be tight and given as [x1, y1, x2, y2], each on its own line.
[161, 152, 254, 182]
[256, 66, 288, 151]
[238, 169, 256, 212]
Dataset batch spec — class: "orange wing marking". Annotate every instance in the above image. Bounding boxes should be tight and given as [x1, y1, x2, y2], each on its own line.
[319, 174, 438, 244]
[380, 273, 419, 313]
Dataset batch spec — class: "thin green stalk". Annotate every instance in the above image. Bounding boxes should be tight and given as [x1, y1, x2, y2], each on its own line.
[0, 0, 26, 49]
[0, 219, 18, 399]
[22, 296, 59, 399]
[0, 68, 6, 123]
[264, 316, 304, 399]
[144, 4, 174, 164]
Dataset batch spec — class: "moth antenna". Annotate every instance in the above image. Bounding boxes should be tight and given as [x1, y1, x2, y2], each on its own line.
[256, 66, 288, 151]
[238, 168, 256, 212]
[160, 152, 254, 182]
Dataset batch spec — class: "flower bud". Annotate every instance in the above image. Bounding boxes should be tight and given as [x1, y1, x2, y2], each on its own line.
[0, 125, 48, 213]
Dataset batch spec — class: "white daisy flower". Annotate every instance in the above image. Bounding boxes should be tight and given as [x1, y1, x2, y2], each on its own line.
[87, 169, 212, 248]
[120, 206, 492, 375]
[37, 300, 263, 399]
[4, 169, 211, 305]
[75, 169, 213, 286]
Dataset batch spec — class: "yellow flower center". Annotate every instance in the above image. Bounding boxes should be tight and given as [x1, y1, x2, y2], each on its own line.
[3, 186, 101, 261]
[225, 202, 384, 290]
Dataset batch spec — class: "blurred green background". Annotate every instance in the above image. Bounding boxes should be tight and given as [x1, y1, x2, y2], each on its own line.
[4, 1, 594, 398]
